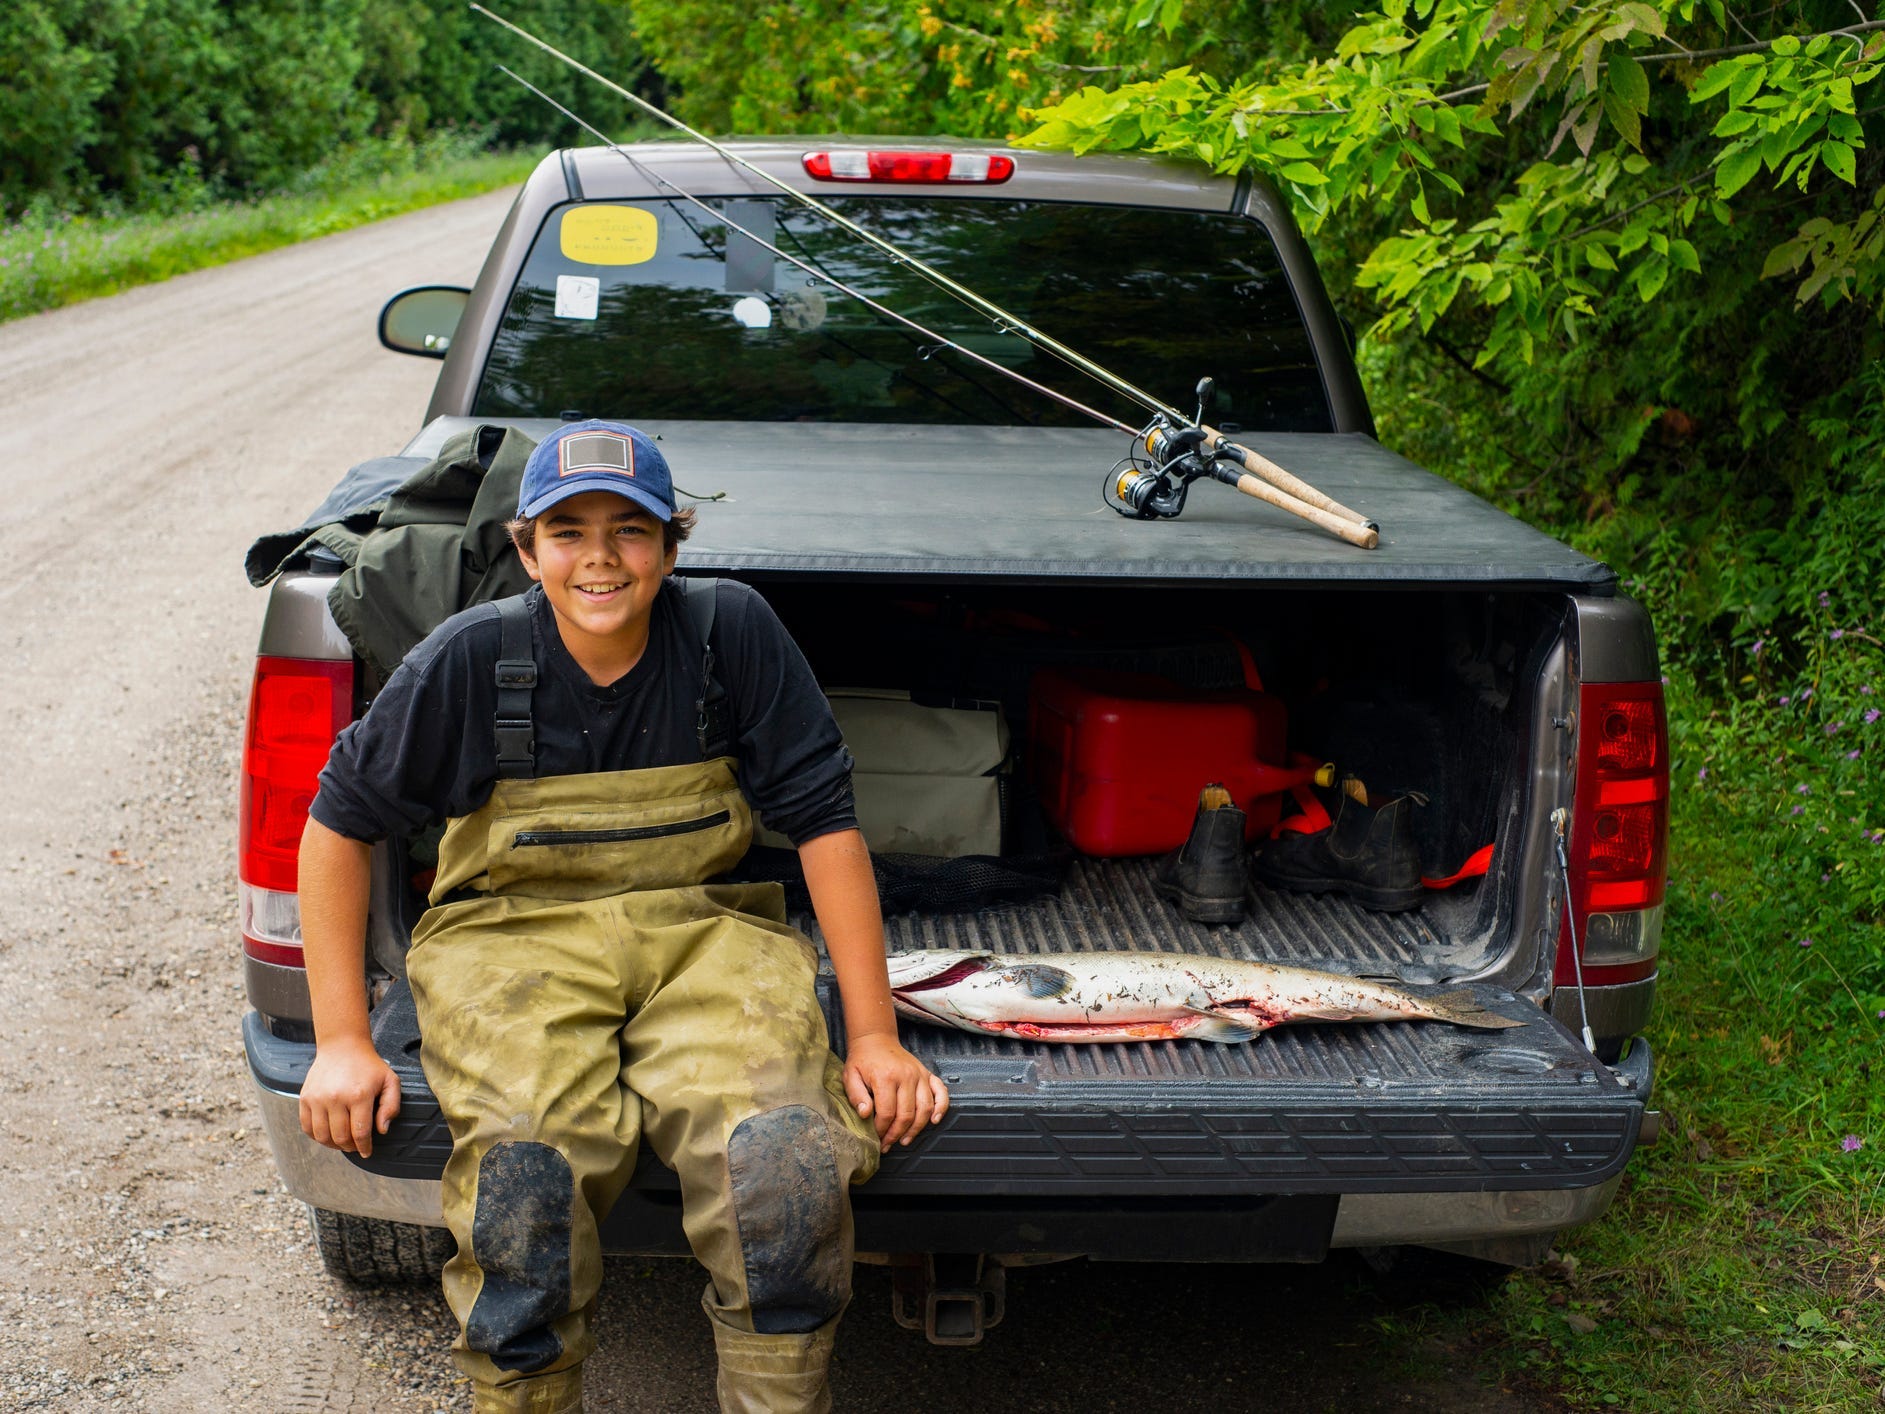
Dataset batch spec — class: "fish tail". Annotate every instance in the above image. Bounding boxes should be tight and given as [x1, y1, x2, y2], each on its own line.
[1416, 989, 1527, 1030]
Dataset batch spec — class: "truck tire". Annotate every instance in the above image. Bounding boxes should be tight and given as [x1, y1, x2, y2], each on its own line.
[309, 1206, 454, 1286]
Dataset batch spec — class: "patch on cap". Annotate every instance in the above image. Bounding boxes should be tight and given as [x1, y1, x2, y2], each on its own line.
[558, 430, 635, 479]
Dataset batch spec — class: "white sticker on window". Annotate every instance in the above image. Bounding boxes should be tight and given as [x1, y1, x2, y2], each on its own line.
[554, 275, 600, 321]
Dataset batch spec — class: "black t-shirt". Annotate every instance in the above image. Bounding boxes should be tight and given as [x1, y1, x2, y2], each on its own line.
[310, 581, 856, 846]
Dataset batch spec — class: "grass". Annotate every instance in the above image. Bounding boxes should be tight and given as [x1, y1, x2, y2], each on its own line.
[0, 131, 539, 325]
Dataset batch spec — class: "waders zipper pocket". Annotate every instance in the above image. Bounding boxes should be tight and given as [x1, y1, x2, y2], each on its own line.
[510, 811, 732, 849]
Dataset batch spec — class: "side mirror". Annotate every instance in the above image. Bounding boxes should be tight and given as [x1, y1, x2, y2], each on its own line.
[378, 285, 470, 358]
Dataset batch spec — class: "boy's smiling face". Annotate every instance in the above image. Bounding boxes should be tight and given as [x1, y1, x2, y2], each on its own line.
[518, 489, 677, 678]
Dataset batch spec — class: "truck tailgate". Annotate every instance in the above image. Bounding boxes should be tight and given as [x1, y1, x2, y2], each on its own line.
[863, 989, 1634, 1196]
[248, 860, 1641, 1199]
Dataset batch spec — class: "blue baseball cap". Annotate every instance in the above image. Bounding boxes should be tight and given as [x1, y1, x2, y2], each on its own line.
[517, 420, 674, 523]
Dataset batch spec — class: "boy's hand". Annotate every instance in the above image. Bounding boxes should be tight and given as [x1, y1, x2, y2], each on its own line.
[843, 1033, 949, 1152]
[299, 1035, 401, 1159]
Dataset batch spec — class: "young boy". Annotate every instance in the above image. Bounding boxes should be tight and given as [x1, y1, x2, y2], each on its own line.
[296, 419, 947, 1414]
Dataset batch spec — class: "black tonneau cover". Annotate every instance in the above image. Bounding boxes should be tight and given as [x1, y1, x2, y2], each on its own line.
[406, 417, 1612, 589]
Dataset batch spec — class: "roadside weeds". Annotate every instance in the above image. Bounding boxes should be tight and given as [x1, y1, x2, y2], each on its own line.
[0, 143, 535, 327]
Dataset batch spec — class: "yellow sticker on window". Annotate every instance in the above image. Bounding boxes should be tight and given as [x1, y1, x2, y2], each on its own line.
[559, 206, 659, 266]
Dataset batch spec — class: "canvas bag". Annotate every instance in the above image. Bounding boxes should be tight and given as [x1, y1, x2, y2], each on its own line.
[757, 690, 1009, 857]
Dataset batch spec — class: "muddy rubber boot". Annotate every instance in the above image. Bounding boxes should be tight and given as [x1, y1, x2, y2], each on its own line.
[471, 1367, 584, 1414]
[1154, 784, 1250, 925]
[707, 1309, 838, 1414]
[1252, 779, 1423, 912]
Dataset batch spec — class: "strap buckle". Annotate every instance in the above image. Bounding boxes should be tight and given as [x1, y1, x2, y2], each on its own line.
[496, 659, 537, 690]
[494, 721, 536, 764]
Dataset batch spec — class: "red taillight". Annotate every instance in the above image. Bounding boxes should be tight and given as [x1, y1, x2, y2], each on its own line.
[239, 656, 351, 965]
[801, 150, 1016, 183]
[1559, 680, 1668, 986]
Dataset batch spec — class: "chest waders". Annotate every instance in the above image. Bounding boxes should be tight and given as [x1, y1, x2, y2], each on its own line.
[404, 587, 881, 1414]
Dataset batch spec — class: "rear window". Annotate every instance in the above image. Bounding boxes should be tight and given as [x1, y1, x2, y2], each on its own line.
[474, 197, 1332, 433]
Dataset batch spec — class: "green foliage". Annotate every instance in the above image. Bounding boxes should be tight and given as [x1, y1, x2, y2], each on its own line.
[1765, 181, 1885, 305]
[0, 0, 137, 205]
[0, 1, 645, 219]
[389, 0, 646, 152]
[1019, 1, 1884, 374]
[623, 0, 1358, 136]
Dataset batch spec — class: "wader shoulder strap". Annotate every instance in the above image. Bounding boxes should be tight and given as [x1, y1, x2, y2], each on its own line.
[492, 595, 537, 779]
[677, 578, 733, 761]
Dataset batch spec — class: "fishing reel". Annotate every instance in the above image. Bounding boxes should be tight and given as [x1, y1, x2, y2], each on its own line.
[1106, 378, 1219, 520]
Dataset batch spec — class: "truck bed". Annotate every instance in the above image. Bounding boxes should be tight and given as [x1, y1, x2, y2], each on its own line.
[847, 855, 1466, 982]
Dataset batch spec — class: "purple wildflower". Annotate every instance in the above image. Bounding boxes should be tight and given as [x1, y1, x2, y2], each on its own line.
[1820, 591, 1833, 608]
[1826, 721, 1843, 735]
[1863, 685, 1876, 696]
[1850, 750, 1863, 761]
[1803, 688, 1815, 701]
[1709, 890, 1723, 903]
[1697, 767, 1709, 781]
[1832, 629, 1846, 640]
[1797, 783, 1811, 794]
[1751, 638, 1766, 657]
[1791, 805, 1805, 816]
[1799, 936, 1814, 948]
[1780, 695, 1791, 705]
[1866, 709, 1880, 724]
[1843, 1135, 1864, 1153]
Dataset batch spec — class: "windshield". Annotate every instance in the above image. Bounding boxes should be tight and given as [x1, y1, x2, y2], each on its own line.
[474, 196, 1332, 433]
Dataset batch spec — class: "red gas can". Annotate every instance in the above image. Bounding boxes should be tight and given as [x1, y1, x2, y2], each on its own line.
[1029, 667, 1301, 856]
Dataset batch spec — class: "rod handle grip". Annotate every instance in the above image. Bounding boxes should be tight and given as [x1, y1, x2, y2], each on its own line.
[1223, 469, 1380, 549]
[1202, 425, 1374, 529]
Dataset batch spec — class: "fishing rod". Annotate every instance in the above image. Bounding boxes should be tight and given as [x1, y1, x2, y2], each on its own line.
[477, 8, 1381, 548]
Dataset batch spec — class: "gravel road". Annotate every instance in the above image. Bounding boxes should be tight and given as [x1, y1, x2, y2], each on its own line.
[0, 190, 1563, 1413]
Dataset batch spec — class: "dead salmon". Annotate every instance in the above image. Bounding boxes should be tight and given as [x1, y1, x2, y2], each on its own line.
[885, 949, 1526, 1043]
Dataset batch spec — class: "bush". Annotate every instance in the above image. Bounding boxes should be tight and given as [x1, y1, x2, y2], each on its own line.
[0, 0, 646, 219]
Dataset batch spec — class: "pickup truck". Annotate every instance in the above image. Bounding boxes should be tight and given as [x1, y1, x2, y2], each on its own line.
[241, 139, 1664, 1344]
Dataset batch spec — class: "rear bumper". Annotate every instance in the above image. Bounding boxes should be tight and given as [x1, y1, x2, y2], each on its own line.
[248, 1076, 1624, 1255]
[247, 990, 1647, 1255]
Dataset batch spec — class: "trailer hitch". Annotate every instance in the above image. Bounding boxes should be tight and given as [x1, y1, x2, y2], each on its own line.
[889, 1253, 1007, 1346]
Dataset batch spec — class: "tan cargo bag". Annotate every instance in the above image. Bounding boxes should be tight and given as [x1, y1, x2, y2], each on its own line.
[757, 690, 1010, 858]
